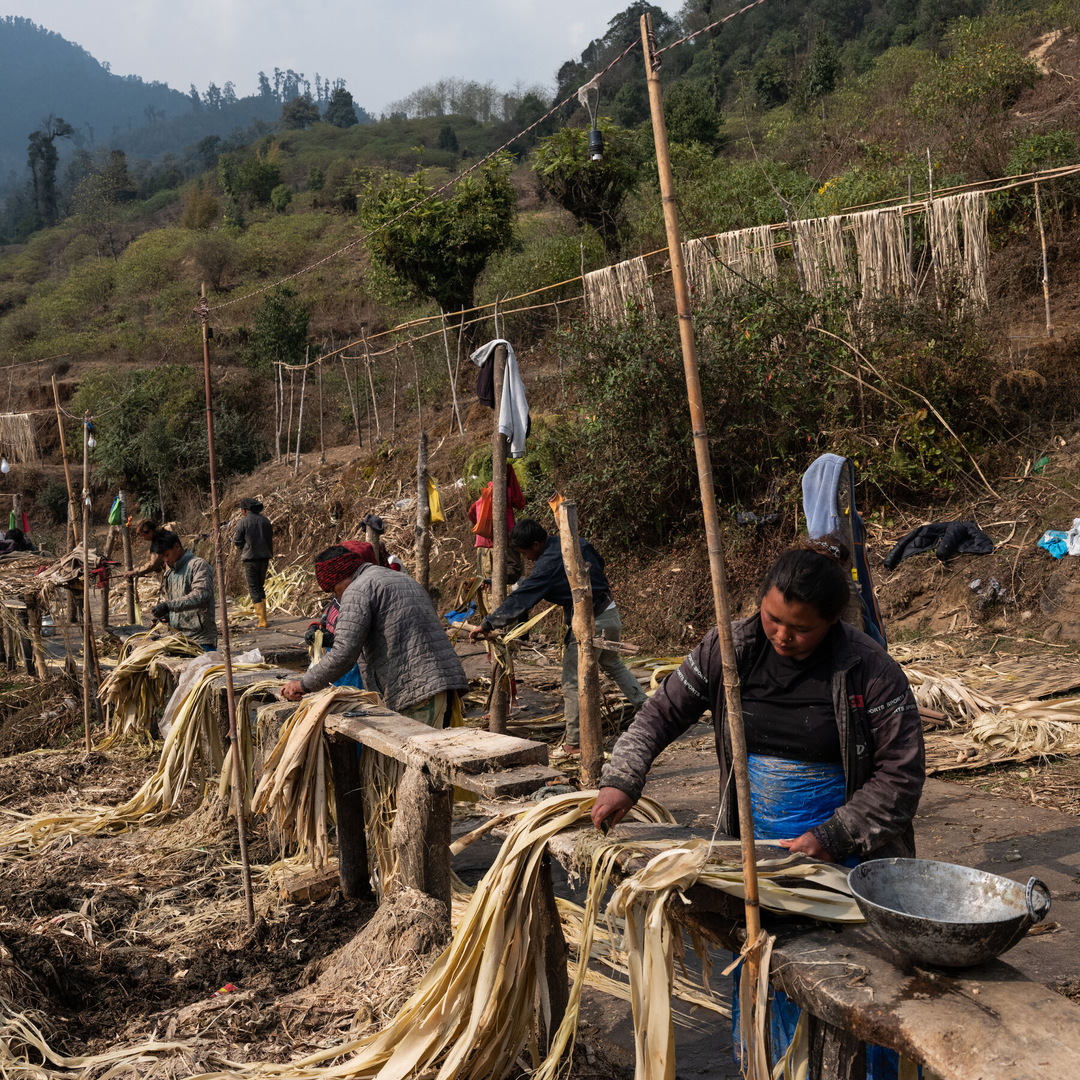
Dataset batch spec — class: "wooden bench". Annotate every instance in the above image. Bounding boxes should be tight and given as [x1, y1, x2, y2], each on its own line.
[500, 817, 1080, 1080]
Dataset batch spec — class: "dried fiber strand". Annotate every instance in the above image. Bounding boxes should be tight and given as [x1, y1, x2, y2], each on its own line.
[0, 412, 38, 463]
[847, 207, 912, 304]
[583, 258, 656, 327]
[711, 226, 779, 295]
[927, 192, 989, 310]
[681, 238, 716, 305]
[793, 216, 854, 296]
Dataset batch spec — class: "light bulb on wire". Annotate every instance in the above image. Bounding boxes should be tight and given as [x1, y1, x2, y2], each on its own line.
[0, 458, 9, 475]
[87, 435, 96, 449]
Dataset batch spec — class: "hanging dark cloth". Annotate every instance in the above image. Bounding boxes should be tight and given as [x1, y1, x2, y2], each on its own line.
[476, 356, 495, 408]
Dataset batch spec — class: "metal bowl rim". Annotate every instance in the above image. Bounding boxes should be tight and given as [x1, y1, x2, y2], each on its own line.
[848, 857, 1028, 928]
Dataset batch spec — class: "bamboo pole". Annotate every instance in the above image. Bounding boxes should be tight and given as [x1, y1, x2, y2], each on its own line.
[52, 375, 78, 547]
[555, 498, 602, 786]
[363, 329, 381, 438]
[415, 432, 431, 593]
[317, 356, 325, 466]
[392, 351, 399, 438]
[81, 413, 91, 753]
[341, 357, 362, 447]
[198, 284, 255, 929]
[411, 343, 423, 426]
[489, 343, 509, 735]
[440, 310, 465, 436]
[120, 490, 135, 623]
[641, 3, 763, 979]
[293, 352, 307, 475]
[1034, 178, 1054, 339]
[287, 369, 295, 460]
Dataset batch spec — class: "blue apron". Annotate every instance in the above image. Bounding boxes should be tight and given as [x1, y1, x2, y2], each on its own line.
[732, 754, 901, 1080]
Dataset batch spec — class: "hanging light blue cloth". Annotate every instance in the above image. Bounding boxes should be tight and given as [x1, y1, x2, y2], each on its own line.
[731, 755, 903, 1080]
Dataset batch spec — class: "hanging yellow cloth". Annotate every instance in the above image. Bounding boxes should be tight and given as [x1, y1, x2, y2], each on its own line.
[511, 459, 527, 495]
[427, 475, 445, 524]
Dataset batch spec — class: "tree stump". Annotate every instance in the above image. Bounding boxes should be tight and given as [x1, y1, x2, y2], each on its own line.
[389, 765, 451, 911]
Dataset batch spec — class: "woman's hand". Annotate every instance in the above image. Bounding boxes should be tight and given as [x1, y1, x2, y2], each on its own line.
[777, 832, 833, 862]
[591, 787, 633, 832]
[281, 680, 306, 702]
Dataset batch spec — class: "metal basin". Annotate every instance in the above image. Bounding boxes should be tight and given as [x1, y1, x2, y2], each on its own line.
[848, 858, 1051, 968]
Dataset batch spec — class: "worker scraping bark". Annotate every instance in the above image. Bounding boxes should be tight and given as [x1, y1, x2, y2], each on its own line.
[149, 530, 218, 651]
[282, 544, 468, 728]
[470, 518, 646, 755]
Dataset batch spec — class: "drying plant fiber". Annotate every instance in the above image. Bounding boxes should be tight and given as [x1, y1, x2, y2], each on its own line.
[0, 659, 269, 850]
[927, 192, 989, 310]
[847, 207, 912, 304]
[969, 700, 1080, 756]
[901, 664, 999, 726]
[253, 686, 383, 868]
[0, 412, 38, 463]
[98, 632, 203, 746]
[711, 225, 779, 295]
[794, 215, 853, 296]
[681, 238, 717, 305]
[584, 258, 656, 328]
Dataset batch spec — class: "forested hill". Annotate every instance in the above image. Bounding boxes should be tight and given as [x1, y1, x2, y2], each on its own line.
[0, 18, 189, 177]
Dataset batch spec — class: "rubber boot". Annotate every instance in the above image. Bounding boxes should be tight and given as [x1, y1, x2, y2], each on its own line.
[254, 600, 268, 628]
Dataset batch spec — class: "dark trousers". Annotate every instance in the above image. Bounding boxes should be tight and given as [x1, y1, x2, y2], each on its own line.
[244, 558, 270, 603]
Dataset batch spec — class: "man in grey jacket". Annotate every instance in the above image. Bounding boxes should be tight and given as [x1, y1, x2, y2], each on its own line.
[150, 531, 218, 650]
[233, 497, 273, 627]
[281, 544, 468, 726]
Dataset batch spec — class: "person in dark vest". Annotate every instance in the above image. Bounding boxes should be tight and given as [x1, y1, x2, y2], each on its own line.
[233, 498, 273, 627]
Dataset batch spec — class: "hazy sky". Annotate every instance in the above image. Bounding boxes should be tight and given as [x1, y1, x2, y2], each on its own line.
[11, 0, 636, 112]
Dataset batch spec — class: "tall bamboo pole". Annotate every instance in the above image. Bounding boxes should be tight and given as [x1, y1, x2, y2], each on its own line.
[293, 352, 307, 475]
[489, 343, 509, 735]
[640, 4, 763, 968]
[81, 413, 91, 753]
[198, 284, 255, 928]
[52, 375, 78, 547]
[440, 310, 465, 436]
[362, 329, 381, 439]
[120, 490, 135, 622]
[317, 355, 325, 466]
[1034, 178, 1054, 339]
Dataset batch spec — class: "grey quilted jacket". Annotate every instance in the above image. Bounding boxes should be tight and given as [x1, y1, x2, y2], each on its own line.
[300, 564, 468, 711]
[163, 550, 217, 648]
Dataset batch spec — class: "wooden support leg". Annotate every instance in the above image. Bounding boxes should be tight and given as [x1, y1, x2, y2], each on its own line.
[808, 1014, 866, 1080]
[328, 736, 373, 902]
[17, 611, 33, 675]
[534, 851, 569, 1053]
[389, 765, 451, 910]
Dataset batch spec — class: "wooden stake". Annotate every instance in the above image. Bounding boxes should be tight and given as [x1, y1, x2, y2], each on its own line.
[120, 491, 135, 623]
[489, 343, 509, 735]
[317, 355, 325, 466]
[440, 310, 465, 436]
[641, 2, 763, 978]
[52, 375, 78, 547]
[1034, 178, 1054, 339]
[276, 362, 284, 462]
[287, 368, 295, 460]
[555, 498, 603, 786]
[411, 343, 423, 426]
[327, 735, 373, 900]
[81, 413, 91, 753]
[199, 283, 255, 929]
[100, 524, 119, 630]
[415, 431, 431, 593]
[392, 350, 399, 438]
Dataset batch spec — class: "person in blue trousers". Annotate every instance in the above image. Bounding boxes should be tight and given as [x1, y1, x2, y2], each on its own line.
[592, 537, 926, 1079]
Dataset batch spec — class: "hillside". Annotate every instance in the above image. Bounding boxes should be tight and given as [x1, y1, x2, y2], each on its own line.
[0, 0, 1078, 656]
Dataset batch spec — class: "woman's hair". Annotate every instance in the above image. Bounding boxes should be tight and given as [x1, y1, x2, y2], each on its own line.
[5, 528, 27, 550]
[136, 519, 160, 535]
[761, 536, 852, 622]
[509, 519, 547, 549]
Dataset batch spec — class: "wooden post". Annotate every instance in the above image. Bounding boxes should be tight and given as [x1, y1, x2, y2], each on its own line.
[327, 735, 374, 901]
[555, 498, 603, 786]
[27, 602, 45, 680]
[366, 523, 382, 565]
[100, 524, 119, 630]
[415, 431, 431, 593]
[11, 494, 21, 535]
[52, 375, 77, 547]
[198, 284, 256, 928]
[392, 350, 399, 439]
[81, 413, 91, 753]
[276, 362, 285, 462]
[411, 343, 423, 426]
[808, 1015, 867, 1080]
[287, 368, 295, 460]
[389, 765, 451, 910]
[641, 5, 763, 998]
[535, 854, 569, 1052]
[489, 343, 509, 735]
[1034, 179, 1054, 339]
[120, 491, 135, 623]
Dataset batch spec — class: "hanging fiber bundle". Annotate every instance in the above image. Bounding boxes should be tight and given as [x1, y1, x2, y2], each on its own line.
[0, 412, 39, 464]
[847, 207, 912, 304]
[960, 191, 990, 309]
[584, 257, 656, 327]
[711, 225, 779, 295]
[681, 238, 717, 305]
[928, 193, 990, 310]
[794, 216, 854, 296]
